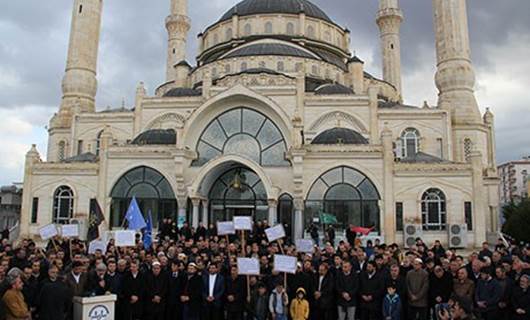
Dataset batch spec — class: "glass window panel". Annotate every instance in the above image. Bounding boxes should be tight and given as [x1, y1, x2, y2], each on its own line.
[256, 120, 282, 149]
[241, 170, 259, 188]
[220, 170, 236, 187]
[358, 179, 380, 200]
[111, 178, 130, 198]
[304, 201, 323, 229]
[343, 168, 366, 187]
[126, 167, 144, 185]
[261, 142, 288, 166]
[144, 168, 163, 186]
[202, 121, 227, 150]
[156, 178, 175, 199]
[209, 181, 227, 200]
[325, 184, 360, 200]
[321, 168, 343, 186]
[307, 179, 328, 200]
[127, 183, 159, 198]
[428, 203, 440, 223]
[224, 134, 260, 163]
[242, 109, 265, 136]
[218, 109, 241, 137]
[196, 141, 222, 165]
[226, 186, 255, 201]
[345, 201, 362, 227]
[252, 182, 267, 200]
[363, 201, 380, 229]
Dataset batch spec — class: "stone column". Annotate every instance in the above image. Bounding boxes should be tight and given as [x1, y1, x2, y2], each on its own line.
[294, 199, 305, 240]
[20, 145, 41, 238]
[202, 200, 209, 227]
[268, 200, 278, 226]
[382, 126, 396, 243]
[470, 150, 487, 246]
[368, 86, 380, 144]
[177, 198, 187, 227]
[191, 198, 200, 229]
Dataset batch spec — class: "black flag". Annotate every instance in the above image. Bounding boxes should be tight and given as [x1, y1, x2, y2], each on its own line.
[88, 199, 104, 242]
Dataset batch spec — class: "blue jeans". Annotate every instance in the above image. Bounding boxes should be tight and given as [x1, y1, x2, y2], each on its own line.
[274, 314, 287, 320]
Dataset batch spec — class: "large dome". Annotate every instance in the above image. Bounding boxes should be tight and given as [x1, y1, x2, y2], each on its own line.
[219, 0, 333, 24]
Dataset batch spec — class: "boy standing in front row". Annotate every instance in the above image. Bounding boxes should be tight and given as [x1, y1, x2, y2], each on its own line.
[383, 285, 402, 320]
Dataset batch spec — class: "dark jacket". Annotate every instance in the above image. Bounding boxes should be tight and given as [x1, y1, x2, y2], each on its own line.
[181, 274, 203, 314]
[121, 271, 146, 319]
[64, 272, 88, 297]
[313, 272, 335, 309]
[335, 271, 359, 307]
[511, 285, 530, 320]
[37, 279, 72, 320]
[202, 273, 225, 307]
[86, 272, 111, 296]
[224, 275, 246, 312]
[359, 271, 384, 311]
[382, 293, 402, 320]
[475, 277, 502, 312]
[429, 272, 453, 306]
[249, 291, 269, 320]
[145, 271, 169, 318]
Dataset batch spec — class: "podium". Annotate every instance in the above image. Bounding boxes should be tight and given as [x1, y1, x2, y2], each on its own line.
[73, 294, 117, 320]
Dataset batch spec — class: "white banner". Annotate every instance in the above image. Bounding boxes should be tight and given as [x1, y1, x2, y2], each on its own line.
[237, 258, 260, 276]
[114, 230, 136, 247]
[295, 239, 315, 253]
[39, 224, 58, 240]
[61, 224, 79, 238]
[234, 216, 253, 231]
[88, 240, 107, 254]
[273, 254, 297, 274]
[265, 224, 286, 242]
[217, 221, 236, 235]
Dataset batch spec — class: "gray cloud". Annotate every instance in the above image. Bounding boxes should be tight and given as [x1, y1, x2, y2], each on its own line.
[0, 0, 528, 184]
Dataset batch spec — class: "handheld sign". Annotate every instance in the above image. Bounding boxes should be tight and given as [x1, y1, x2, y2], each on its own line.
[295, 239, 315, 253]
[234, 216, 253, 231]
[61, 224, 79, 238]
[39, 224, 58, 240]
[217, 221, 236, 236]
[88, 240, 107, 254]
[237, 258, 260, 276]
[265, 224, 286, 242]
[114, 230, 136, 247]
[273, 254, 297, 274]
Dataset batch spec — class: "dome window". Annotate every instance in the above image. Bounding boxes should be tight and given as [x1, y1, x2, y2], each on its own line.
[286, 23, 295, 35]
[265, 22, 273, 34]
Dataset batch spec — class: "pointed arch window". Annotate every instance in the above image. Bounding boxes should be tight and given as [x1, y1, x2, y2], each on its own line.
[421, 188, 447, 231]
[401, 128, 420, 157]
[53, 186, 74, 224]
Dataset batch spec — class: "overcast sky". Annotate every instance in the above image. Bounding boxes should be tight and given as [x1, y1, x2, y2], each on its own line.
[1, 0, 529, 185]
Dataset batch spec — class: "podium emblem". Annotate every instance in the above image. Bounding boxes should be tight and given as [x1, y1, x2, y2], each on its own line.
[88, 305, 110, 320]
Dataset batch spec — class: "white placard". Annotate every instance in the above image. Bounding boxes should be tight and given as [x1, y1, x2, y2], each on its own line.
[114, 230, 136, 247]
[296, 239, 315, 253]
[88, 240, 107, 254]
[217, 221, 236, 236]
[273, 254, 298, 274]
[265, 224, 286, 242]
[39, 224, 58, 240]
[61, 224, 79, 238]
[237, 258, 260, 276]
[234, 216, 253, 231]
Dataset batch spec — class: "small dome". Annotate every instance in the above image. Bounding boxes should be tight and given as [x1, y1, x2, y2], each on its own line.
[164, 88, 202, 97]
[219, 0, 332, 24]
[131, 129, 176, 145]
[315, 83, 354, 95]
[312, 128, 368, 145]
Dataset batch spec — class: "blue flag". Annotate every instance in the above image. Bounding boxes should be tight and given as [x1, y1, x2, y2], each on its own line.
[125, 197, 146, 230]
[143, 211, 153, 250]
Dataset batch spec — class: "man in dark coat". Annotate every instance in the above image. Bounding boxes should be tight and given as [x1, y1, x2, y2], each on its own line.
[346, 225, 357, 247]
[166, 260, 185, 320]
[181, 263, 203, 320]
[121, 260, 146, 320]
[335, 260, 359, 320]
[313, 263, 335, 320]
[511, 274, 530, 320]
[225, 265, 246, 320]
[359, 261, 384, 320]
[202, 263, 225, 320]
[429, 265, 453, 315]
[86, 263, 111, 296]
[37, 265, 72, 320]
[145, 261, 169, 320]
[475, 267, 502, 320]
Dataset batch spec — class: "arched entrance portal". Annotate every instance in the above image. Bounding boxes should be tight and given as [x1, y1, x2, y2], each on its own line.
[208, 167, 268, 223]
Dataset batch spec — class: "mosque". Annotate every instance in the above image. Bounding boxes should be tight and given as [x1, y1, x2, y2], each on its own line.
[20, 0, 500, 247]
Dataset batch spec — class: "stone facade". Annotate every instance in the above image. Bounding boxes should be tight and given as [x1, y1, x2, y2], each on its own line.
[20, 0, 500, 248]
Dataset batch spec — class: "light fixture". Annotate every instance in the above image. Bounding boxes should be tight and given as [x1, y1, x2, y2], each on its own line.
[232, 169, 242, 190]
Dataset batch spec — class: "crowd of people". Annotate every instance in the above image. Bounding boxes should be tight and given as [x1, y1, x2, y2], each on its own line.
[0, 219, 529, 320]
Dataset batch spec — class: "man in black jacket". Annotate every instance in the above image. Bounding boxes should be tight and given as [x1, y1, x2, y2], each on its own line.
[359, 261, 384, 320]
[225, 265, 246, 320]
[37, 265, 72, 320]
[181, 263, 203, 320]
[166, 260, 185, 320]
[145, 261, 169, 320]
[336, 260, 359, 320]
[313, 263, 335, 320]
[121, 260, 145, 320]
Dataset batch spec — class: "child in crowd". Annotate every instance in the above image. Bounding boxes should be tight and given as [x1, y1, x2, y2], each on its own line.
[269, 282, 289, 320]
[290, 287, 310, 320]
[383, 284, 402, 320]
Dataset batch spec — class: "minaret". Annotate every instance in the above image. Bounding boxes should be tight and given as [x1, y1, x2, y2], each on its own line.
[166, 0, 191, 83]
[433, 0, 481, 124]
[60, 0, 103, 117]
[376, 0, 403, 98]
